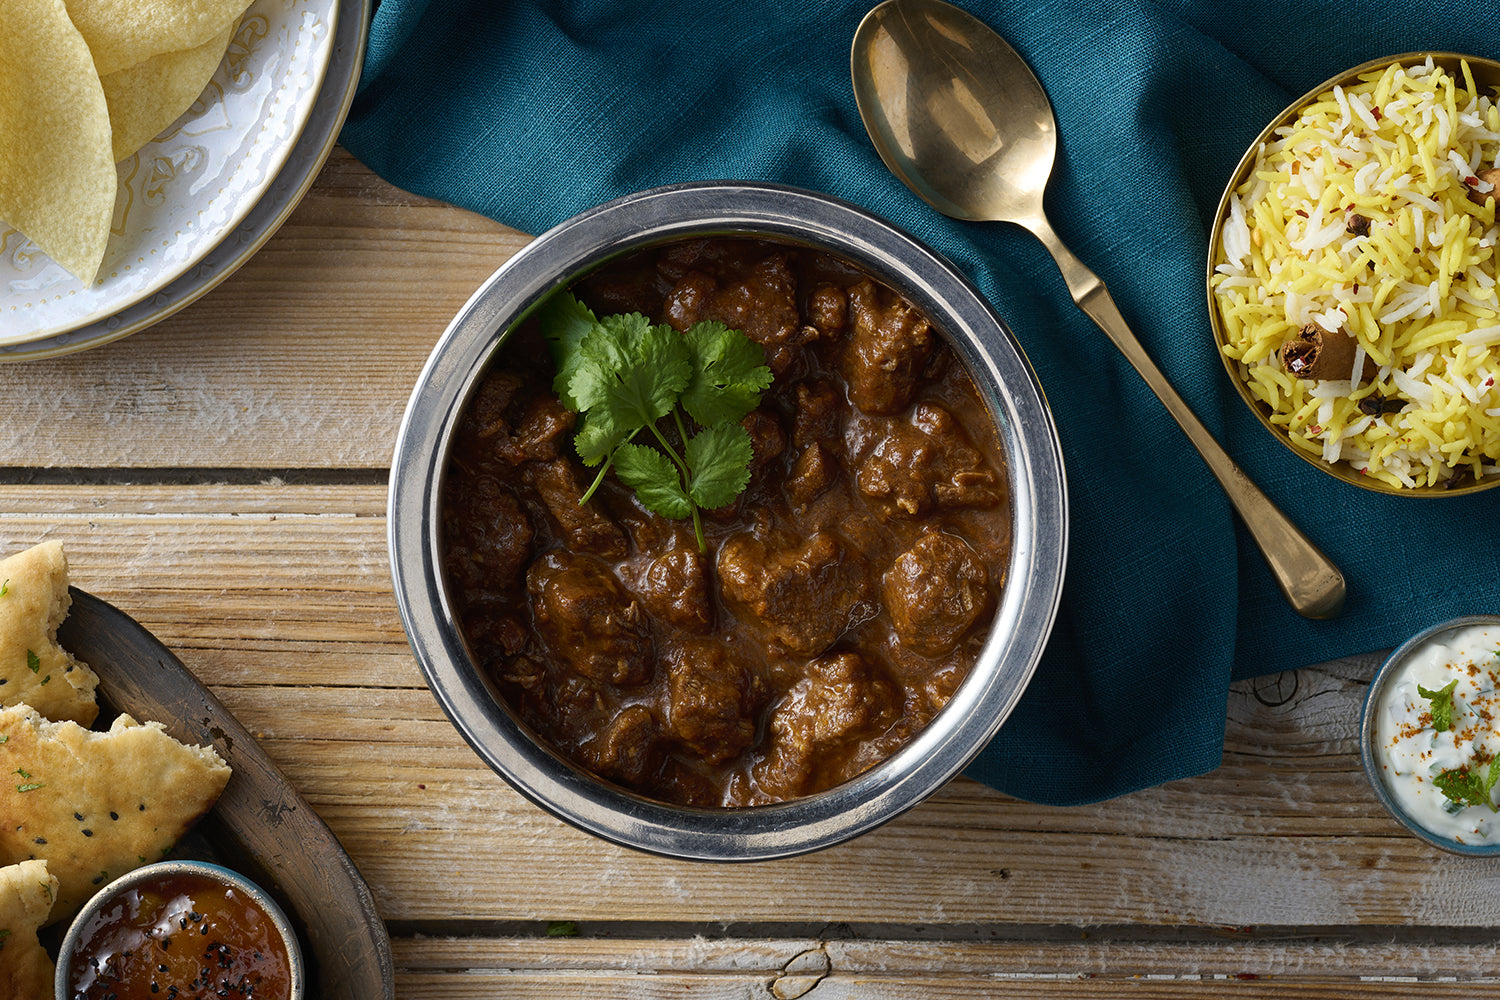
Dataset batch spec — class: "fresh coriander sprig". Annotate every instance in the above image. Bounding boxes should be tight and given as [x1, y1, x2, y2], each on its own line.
[1418, 678, 1460, 733]
[539, 292, 773, 551]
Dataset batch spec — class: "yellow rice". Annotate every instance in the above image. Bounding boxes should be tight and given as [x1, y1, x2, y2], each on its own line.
[1212, 58, 1500, 488]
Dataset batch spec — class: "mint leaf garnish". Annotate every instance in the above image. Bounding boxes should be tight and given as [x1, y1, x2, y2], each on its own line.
[1434, 764, 1498, 811]
[1418, 678, 1460, 732]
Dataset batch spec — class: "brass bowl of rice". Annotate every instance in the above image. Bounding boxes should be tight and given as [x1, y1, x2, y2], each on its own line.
[1208, 53, 1500, 494]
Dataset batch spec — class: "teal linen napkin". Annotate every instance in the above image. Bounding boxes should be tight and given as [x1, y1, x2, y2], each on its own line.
[343, 0, 1500, 805]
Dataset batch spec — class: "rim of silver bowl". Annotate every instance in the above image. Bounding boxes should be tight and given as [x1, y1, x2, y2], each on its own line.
[387, 180, 1068, 861]
[55, 859, 305, 998]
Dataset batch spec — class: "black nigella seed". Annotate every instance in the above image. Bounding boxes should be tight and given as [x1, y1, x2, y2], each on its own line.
[73, 812, 84, 821]
[82, 828, 93, 837]
[33, 837, 45, 845]
[110, 810, 119, 820]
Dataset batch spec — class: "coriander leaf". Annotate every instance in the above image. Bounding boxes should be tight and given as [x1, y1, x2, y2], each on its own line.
[25, 650, 39, 674]
[572, 407, 636, 467]
[538, 292, 601, 410]
[1419, 678, 1460, 732]
[1434, 766, 1496, 811]
[685, 422, 755, 510]
[1488, 758, 1500, 799]
[612, 442, 693, 519]
[680, 321, 774, 427]
[571, 314, 692, 429]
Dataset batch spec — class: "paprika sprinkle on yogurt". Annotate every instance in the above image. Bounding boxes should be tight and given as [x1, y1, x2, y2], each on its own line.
[64, 868, 294, 1000]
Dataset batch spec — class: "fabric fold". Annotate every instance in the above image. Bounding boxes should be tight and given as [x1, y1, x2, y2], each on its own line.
[342, 0, 1500, 805]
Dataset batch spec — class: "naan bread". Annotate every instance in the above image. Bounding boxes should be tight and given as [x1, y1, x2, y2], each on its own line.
[0, 705, 231, 920]
[0, 860, 58, 1000]
[0, 542, 99, 726]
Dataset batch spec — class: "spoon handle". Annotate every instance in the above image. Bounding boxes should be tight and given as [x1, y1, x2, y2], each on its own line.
[1024, 214, 1346, 620]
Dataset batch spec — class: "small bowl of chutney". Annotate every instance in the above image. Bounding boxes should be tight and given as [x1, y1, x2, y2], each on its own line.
[56, 859, 303, 1000]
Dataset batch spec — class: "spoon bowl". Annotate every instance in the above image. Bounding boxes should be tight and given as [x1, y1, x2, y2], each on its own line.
[853, 0, 1055, 224]
[851, 0, 1346, 620]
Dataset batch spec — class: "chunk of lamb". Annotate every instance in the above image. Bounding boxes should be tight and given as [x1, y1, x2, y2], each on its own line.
[792, 379, 845, 450]
[582, 705, 663, 787]
[523, 458, 628, 558]
[839, 278, 935, 415]
[717, 530, 872, 656]
[882, 531, 994, 656]
[751, 652, 899, 800]
[455, 375, 575, 466]
[663, 639, 755, 763]
[856, 402, 1004, 517]
[663, 253, 804, 373]
[441, 474, 534, 598]
[637, 545, 713, 633]
[526, 551, 652, 686]
[741, 409, 787, 479]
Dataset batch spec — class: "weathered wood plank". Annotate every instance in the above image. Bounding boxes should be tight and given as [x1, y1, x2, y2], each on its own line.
[0, 148, 530, 470]
[391, 933, 1500, 976]
[389, 933, 1500, 999]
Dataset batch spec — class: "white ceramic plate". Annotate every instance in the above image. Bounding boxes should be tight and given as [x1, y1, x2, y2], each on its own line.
[0, 0, 338, 348]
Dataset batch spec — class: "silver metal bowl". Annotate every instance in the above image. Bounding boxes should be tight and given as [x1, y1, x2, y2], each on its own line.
[388, 181, 1068, 860]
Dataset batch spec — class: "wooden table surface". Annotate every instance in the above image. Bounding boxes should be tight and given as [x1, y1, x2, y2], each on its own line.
[5, 149, 1500, 998]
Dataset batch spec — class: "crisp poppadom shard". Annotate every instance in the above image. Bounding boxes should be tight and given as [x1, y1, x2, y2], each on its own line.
[64, 0, 256, 77]
[102, 21, 237, 162]
[0, 0, 115, 285]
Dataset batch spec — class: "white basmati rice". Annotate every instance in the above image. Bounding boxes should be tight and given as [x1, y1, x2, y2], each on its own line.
[1212, 58, 1500, 488]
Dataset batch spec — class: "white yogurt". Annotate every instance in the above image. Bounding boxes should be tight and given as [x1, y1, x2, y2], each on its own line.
[1373, 622, 1500, 845]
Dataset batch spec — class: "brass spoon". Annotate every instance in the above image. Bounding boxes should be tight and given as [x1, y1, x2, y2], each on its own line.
[850, 0, 1346, 619]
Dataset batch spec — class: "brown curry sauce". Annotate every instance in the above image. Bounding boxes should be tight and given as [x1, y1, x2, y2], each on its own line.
[441, 238, 1011, 807]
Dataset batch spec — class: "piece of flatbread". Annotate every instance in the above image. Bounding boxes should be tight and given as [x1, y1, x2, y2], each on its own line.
[0, 542, 99, 726]
[0, 860, 59, 1000]
[0, 705, 231, 921]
